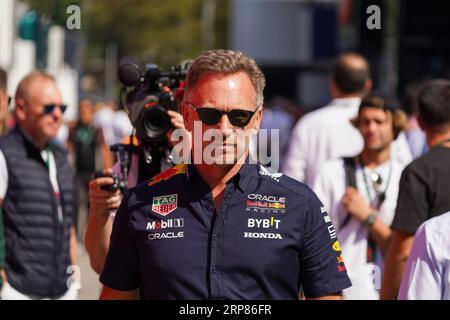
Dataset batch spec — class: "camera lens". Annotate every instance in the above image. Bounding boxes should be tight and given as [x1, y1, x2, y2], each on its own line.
[136, 105, 171, 142]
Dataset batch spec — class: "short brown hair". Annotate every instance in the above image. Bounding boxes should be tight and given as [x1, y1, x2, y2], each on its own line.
[15, 70, 55, 103]
[417, 79, 450, 130]
[351, 95, 407, 139]
[185, 49, 266, 106]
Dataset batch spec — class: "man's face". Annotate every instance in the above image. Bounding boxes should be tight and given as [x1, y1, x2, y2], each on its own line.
[183, 72, 262, 165]
[358, 107, 394, 152]
[79, 100, 94, 125]
[18, 79, 64, 143]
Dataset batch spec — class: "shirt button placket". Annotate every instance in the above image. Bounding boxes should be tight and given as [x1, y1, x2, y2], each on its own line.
[209, 198, 221, 299]
[215, 185, 234, 297]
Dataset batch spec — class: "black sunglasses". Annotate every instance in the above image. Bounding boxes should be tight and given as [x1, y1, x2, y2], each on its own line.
[185, 102, 258, 128]
[43, 103, 67, 115]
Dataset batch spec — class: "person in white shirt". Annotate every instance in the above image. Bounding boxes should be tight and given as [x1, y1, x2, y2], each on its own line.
[93, 101, 133, 147]
[283, 52, 372, 187]
[93, 102, 115, 146]
[314, 95, 408, 299]
[284, 53, 412, 188]
[398, 211, 450, 300]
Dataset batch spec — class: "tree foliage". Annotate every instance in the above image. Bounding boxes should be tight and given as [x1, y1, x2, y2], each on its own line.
[25, 0, 229, 69]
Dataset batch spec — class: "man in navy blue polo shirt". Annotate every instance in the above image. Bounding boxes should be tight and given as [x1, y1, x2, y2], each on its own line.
[99, 49, 352, 300]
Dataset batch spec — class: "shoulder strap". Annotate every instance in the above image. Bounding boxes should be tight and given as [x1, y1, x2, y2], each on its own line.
[341, 157, 357, 229]
[343, 157, 357, 188]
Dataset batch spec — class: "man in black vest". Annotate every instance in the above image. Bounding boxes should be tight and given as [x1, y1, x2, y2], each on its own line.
[0, 71, 78, 300]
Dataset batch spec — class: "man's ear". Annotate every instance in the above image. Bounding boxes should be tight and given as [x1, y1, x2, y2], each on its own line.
[253, 107, 263, 130]
[330, 77, 339, 98]
[181, 102, 193, 132]
[14, 98, 27, 122]
[363, 79, 373, 96]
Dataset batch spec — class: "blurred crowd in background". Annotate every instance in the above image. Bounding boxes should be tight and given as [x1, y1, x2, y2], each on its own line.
[1, 0, 450, 300]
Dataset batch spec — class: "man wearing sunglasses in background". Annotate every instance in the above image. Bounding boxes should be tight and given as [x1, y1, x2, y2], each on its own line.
[99, 49, 351, 300]
[0, 71, 78, 300]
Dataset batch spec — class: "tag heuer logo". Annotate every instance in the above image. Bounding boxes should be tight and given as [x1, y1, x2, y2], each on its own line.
[152, 194, 178, 216]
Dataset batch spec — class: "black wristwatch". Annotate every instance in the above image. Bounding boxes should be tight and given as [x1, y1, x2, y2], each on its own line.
[364, 210, 377, 227]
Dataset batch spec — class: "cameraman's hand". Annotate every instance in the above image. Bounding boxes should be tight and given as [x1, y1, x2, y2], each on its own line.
[88, 169, 122, 217]
[167, 110, 191, 148]
[168, 110, 185, 130]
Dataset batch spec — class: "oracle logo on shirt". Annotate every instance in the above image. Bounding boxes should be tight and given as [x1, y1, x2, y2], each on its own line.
[247, 193, 286, 203]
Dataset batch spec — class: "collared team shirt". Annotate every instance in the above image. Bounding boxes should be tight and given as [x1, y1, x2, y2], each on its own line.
[100, 162, 352, 299]
[398, 211, 450, 300]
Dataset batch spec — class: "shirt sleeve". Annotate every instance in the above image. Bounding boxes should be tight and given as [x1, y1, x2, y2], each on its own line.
[100, 191, 140, 291]
[391, 132, 413, 168]
[391, 165, 429, 234]
[282, 119, 307, 183]
[397, 223, 442, 300]
[299, 191, 352, 298]
[313, 164, 339, 232]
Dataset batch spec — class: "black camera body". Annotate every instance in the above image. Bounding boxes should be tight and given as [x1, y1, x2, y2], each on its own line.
[93, 171, 125, 192]
[118, 57, 188, 146]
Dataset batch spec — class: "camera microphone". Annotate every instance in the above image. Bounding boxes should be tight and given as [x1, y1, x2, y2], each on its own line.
[118, 56, 142, 87]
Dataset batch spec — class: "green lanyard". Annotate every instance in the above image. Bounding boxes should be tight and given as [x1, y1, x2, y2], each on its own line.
[360, 157, 392, 263]
[360, 157, 392, 208]
[43, 146, 51, 171]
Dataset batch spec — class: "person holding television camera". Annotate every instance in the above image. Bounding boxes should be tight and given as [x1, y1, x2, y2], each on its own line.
[85, 60, 190, 274]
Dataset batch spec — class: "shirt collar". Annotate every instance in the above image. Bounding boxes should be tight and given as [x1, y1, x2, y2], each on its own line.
[231, 160, 253, 193]
[329, 97, 362, 108]
[187, 158, 254, 193]
[16, 126, 49, 152]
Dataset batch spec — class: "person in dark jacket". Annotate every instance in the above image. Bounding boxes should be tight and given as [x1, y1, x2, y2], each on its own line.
[0, 71, 78, 300]
[68, 98, 111, 241]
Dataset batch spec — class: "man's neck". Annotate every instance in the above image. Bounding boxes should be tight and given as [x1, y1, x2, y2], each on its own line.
[405, 115, 420, 131]
[360, 146, 391, 169]
[19, 126, 48, 150]
[427, 131, 450, 148]
[195, 155, 246, 190]
[332, 93, 363, 100]
[194, 153, 247, 212]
